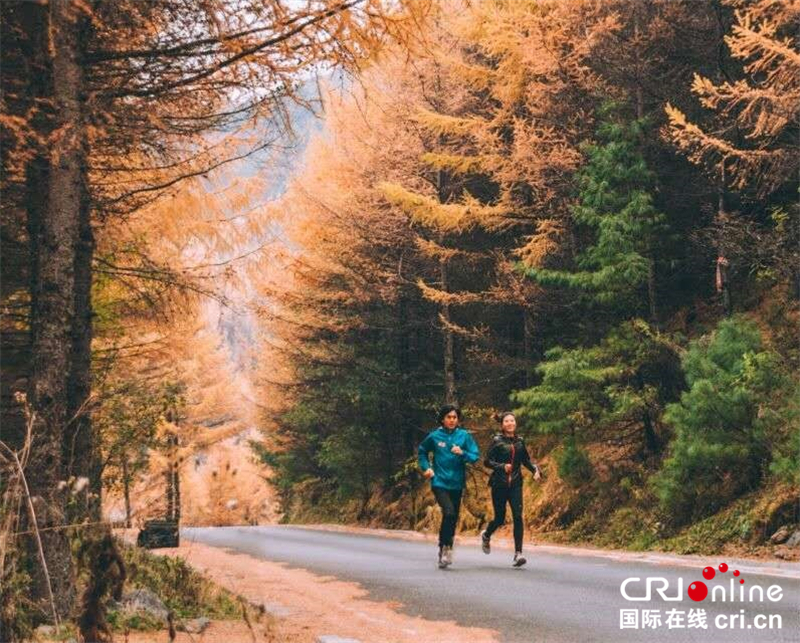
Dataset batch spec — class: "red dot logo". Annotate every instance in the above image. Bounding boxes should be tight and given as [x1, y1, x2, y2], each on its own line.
[733, 570, 740, 577]
[688, 581, 708, 602]
[702, 566, 716, 580]
[719, 563, 728, 572]
[740, 579, 745, 584]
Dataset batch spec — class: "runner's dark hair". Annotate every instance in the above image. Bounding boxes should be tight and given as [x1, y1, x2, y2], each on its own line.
[495, 411, 516, 424]
[437, 404, 462, 424]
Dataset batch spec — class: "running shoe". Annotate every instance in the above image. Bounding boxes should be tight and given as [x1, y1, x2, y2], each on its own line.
[480, 530, 491, 554]
[441, 545, 453, 567]
[513, 551, 527, 567]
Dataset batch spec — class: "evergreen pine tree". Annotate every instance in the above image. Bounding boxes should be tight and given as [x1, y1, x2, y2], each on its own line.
[512, 320, 682, 475]
[652, 317, 787, 524]
[527, 107, 667, 321]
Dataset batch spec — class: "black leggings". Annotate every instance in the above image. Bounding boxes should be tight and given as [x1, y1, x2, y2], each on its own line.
[485, 484, 524, 552]
[432, 487, 462, 547]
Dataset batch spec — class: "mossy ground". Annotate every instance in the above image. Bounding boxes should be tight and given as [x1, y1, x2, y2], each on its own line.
[107, 540, 242, 631]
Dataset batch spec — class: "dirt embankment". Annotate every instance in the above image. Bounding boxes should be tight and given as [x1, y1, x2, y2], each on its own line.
[281, 446, 799, 562]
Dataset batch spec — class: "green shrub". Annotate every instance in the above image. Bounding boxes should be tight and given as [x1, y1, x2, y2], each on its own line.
[120, 542, 239, 621]
[767, 382, 800, 486]
[512, 320, 682, 477]
[555, 438, 593, 487]
[652, 317, 788, 524]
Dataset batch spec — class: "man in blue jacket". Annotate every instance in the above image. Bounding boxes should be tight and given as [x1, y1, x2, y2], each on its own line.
[417, 404, 480, 568]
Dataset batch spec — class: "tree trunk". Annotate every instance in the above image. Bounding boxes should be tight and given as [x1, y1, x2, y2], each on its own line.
[647, 256, 658, 324]
[25, 0, 88, 619]
[637, 83, 658, 325]
[643, 410, 659, 455]
[717, 163, 732, 317]
[65, 191, 97, 521]
[436, 165, 457, 406]
[633, 12, 659, 326]
[122, 455, 132, 529]
[165, 441, 175, 521]
[173, 439, 181, 524]
[522, 307, 534, 388]
[165, 431, 180, 522]
[439, 260, 457, 406]
[62, 2, 98, 523]
[397, 291, 414, 455]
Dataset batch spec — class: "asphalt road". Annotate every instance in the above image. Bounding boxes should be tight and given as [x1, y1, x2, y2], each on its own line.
[183, 525, 800, 643]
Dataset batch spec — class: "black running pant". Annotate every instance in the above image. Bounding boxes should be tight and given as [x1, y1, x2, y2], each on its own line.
[432, 487, 462, 547]
[485, 484, 524, 552]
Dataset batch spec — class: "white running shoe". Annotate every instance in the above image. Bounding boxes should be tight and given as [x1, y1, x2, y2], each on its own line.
[441, 545, 453, 567]
[481, 530, 491, 554]
[513, 551, 527, 567]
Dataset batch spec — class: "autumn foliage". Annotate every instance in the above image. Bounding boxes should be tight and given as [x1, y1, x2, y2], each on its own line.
[255, 0, 798, 540]
[0, 0, 798, 637]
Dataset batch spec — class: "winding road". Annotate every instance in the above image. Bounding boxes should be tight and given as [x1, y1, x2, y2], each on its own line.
[183, 525, 800, 643]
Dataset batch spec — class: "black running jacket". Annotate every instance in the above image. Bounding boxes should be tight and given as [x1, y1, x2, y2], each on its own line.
[484, 434, 539, 488]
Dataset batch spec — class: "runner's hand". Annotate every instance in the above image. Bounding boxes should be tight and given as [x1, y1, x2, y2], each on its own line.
[504, 464, 512, 473]
[534, 467, 542, 481]
[451, 445, 463, 455]
[423, 468, 435, 479]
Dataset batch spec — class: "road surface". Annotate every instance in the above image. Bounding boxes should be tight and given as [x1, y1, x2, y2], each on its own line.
[183, 525, 800, 642]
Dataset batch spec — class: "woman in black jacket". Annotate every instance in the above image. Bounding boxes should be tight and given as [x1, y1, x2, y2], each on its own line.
[481, 411, 541, 567]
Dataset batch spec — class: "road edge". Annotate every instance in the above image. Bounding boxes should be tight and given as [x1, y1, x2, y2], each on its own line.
[275, 523, 800, 580]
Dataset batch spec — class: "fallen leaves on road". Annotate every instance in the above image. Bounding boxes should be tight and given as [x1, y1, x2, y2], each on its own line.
[158, 540, 500, 643]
